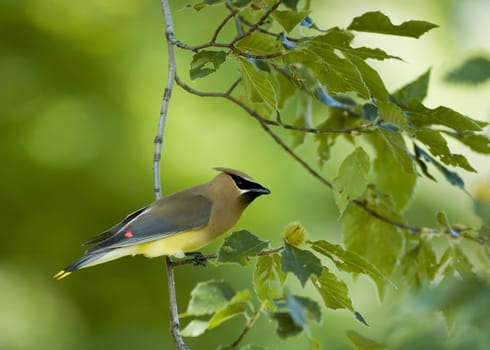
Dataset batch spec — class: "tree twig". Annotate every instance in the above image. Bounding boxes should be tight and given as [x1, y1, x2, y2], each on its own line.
[230, 301, 267, 348]
[158, 1, 189, 349]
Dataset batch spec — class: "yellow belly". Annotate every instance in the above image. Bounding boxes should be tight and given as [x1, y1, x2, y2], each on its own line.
[136, 228, 216, 258]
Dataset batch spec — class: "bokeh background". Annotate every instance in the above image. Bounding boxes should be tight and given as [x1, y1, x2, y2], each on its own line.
[1, 0, 490, 349]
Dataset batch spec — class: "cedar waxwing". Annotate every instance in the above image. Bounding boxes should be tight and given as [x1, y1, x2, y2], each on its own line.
[54, 168, 270, 280]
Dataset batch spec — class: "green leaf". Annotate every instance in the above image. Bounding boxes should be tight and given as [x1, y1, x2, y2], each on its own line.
[407, 100, 487, 132]
[272, 10, 309, 33]
[415, 129, 476, 172]
[271, 312, 303, 338]
[439, 246, 474, 279]
[314, 109, 357, 165]
[348, 11, 438, 38]
[392, 68, 431, 106]
[401, 238, 438, 288]
[239, 57, 278, 118]
[346, 54, 389, 101]
[282, 0, 299, 11]
[333, 147, 370, 214]
[309, 240, 393, 289]
[181, 320, 209, 337]
[377, 100, 409, 130]
[376, 129, 414, 173]
[413, 144, 465, 189]
[275, 69, 297, 108]
[312, 267, 353, 311]
[446, 56, 490, 85]
[185, 280, 235, 316]
[346, 330, 386, 350]
[190, 50, 226, 80]
[254, 254, 287, 301]
[280, 243, 322, 287]
[442, 130, 490, 155]
[208, 290, 252, 329]
[303, 30, 389, 99]
[367, 129, 416, 210]
[235, 32, 282, 55]
[343, 188, 403, 297]
[351, 47, 401, 61]
[218, 230, 270, 266]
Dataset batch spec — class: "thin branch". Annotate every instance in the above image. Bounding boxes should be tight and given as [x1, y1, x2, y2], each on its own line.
[230, 1, 282, 45]
[172, 2, 284, 60]
[158, 1, 189, 350]
[211, 9, 238, 43]
[170, 247, 284, 268]
[230, 301, 267, 348]
[175, 76, 372, 135]
[238, 15, 300, 42]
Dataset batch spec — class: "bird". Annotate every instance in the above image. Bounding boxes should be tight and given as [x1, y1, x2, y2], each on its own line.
[53, 167, 270, 280]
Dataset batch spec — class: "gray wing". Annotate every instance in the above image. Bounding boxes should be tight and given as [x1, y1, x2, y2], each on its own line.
[83, 206, 149, 246]
[86, 191, 212, 254]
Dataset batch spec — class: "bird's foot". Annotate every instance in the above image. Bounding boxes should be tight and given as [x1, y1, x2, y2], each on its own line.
[185, 252, 208, 266]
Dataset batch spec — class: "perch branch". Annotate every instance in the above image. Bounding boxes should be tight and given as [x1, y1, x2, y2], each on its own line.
[158, 1, 189, 349]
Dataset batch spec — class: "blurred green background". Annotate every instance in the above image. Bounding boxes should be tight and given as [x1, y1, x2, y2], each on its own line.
[1, 0, 490, 349]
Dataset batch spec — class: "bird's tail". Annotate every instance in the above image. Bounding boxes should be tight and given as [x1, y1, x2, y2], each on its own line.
[53, 250, 113, 280]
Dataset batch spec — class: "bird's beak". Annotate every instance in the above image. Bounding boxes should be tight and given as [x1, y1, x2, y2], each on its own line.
[253, 186, 271, 195]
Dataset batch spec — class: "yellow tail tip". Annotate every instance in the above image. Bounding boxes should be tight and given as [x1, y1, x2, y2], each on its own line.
[53, 270, 71, 280]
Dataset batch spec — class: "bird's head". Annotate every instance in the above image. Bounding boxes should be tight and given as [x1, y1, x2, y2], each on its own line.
[214, 167, 270, 204]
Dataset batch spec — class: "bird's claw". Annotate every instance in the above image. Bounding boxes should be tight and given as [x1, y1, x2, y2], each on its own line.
[185, 252, 207, 266]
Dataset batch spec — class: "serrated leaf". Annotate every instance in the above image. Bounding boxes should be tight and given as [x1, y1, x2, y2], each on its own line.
[367, 129, 416, 210]
[190, 50, 226, 80]
[186, 280, 235, 316]
[181, 320, 209, 337]
[272, 10, 309, 33]
[446, 56, 490, 85]
[346, 54, 389, 101]
[239, 57, 278, 118]
[343, 188, 403, 297]
[348, 11, 438, 38]
[235, 32, 282, 55]
[218, 230, 270, 266]
[309, 240, 393, 289]
[442, 130, 490, 155]
[312, 267, 353, 310]
[271, 312, 303, 338]
[352, 46, 401, 61]
[392, 68, 431, 106]
[304, 30, 389, 100]
[346, 330, 386, 350]
[333, 147, 370, 214]
[407, 100, 487, 131]
[413, 144, 465, 189]
[254, 254, 286, 301]
[280, 243, 322, 287]
[415, 129, 475, 172]
[208, 290, 251, 329]
[377, 100, 408, 130]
